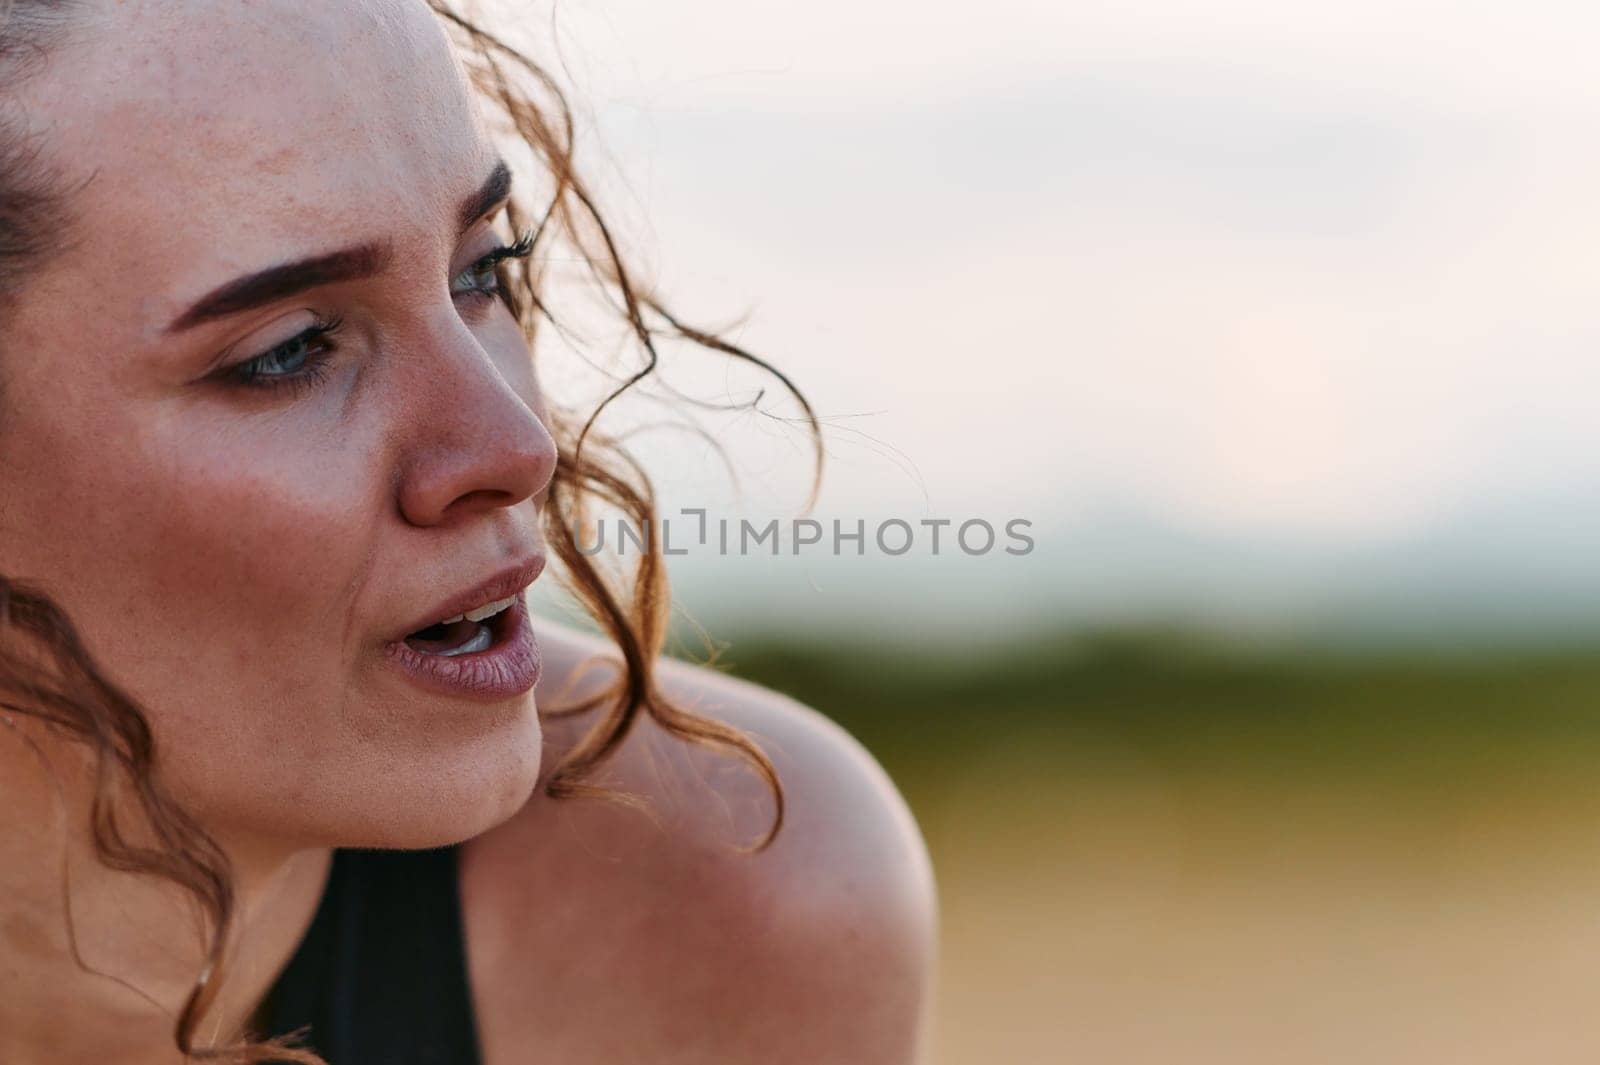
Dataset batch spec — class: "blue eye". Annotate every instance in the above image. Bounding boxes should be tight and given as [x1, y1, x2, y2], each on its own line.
[213, 229, 535, 397]
[451, 260, 501, 298]
[226, 315, 343, 393]
[451, 231, 535, 301]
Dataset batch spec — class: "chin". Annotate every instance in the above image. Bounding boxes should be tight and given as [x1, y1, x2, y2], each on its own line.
[187, 684, 548, 856]
[371, 709, 545, 850]
[248, 699, 548, 853]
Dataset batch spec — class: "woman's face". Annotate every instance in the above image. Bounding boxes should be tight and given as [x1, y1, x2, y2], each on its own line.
[0, 0, 558, 850]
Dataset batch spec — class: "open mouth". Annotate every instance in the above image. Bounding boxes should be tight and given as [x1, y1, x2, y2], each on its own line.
[403, 594, 518, 657]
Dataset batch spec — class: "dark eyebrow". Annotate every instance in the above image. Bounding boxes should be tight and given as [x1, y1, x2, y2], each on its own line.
[166, 243, 391, 333]
[460, 159, 512, 233]
[166, 160, 513, 335]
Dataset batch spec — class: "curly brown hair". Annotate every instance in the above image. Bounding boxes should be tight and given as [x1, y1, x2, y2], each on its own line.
[0, 1, 822, 1061]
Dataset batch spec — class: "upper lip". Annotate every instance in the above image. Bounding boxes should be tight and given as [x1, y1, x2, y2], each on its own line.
[393, 555, 545, 641]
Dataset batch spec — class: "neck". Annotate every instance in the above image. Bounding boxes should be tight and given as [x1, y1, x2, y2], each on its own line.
[0, 718, 332, 1065]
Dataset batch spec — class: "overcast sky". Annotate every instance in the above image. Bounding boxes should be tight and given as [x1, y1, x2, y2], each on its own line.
[501, 1, 1600, 642]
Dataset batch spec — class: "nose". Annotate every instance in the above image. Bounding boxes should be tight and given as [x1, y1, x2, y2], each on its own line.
[393, 313, 558, 528]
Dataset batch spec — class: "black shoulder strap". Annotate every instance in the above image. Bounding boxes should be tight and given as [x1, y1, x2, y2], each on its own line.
[263, 845, 483, 1065]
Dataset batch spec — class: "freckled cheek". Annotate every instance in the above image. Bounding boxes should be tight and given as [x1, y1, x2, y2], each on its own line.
[168, 475, 367, 639]
[74, 445, 380, 717]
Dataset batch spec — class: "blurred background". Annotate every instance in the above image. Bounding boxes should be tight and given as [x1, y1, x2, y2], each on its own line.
[503, 1, 1600, 1061]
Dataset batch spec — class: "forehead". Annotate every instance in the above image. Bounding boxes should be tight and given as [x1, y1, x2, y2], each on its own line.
[20, 0, 490, 332]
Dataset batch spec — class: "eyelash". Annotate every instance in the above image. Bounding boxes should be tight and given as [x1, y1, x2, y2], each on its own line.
[224, 230, 536, 395]
[452, 230, 535, 303]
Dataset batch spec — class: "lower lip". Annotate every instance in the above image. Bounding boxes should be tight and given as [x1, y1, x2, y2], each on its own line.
[383, 594, 540, 700]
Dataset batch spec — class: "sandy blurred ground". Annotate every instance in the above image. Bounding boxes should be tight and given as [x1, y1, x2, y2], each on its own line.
[927, 767, 1600, 1064]
[722, 637, 1600, 1065]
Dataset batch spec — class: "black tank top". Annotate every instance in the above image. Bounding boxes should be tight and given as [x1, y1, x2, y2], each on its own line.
[262, 846, 484, 1064]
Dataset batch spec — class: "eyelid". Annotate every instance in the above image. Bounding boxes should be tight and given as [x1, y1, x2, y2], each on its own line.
[191, 227, 532, 381]
[450, 230, 535, 292]
[453, 214, 509, 268]
[219, 314, 342, 395]
[207, 308, 330, 375]
[454, 226, 531, 273]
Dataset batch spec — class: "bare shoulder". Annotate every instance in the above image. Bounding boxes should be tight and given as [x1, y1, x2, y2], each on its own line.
[459, 621, 938, 1065]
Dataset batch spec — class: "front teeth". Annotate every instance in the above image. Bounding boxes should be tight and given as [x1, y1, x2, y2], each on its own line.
[439, 594, 517, 626]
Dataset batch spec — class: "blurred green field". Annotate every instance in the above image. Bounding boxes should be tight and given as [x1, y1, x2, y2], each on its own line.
[717, 632, 1600, 1065]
